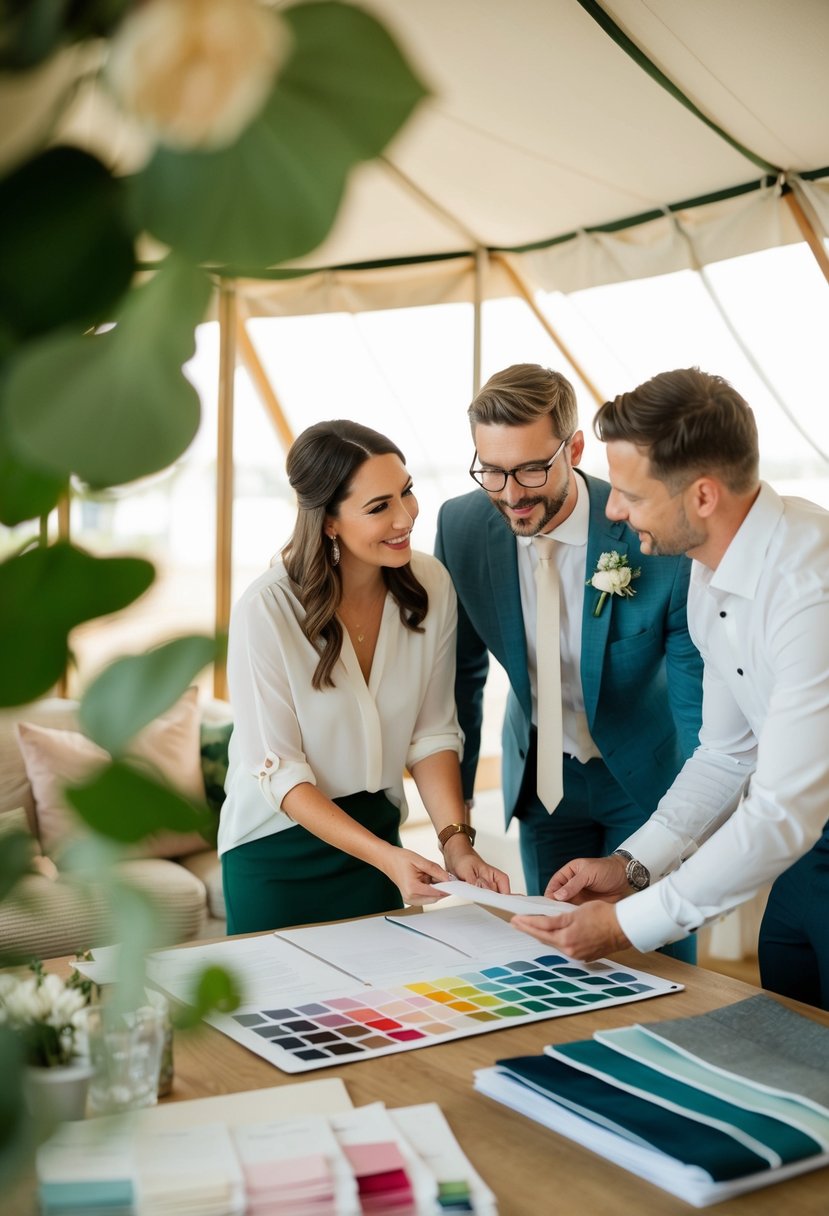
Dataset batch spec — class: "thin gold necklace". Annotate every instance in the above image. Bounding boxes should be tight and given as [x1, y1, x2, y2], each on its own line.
[340, 587, 385, 644]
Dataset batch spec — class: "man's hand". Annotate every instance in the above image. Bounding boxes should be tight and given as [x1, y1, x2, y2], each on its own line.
[544, 854, 629, 904]
[511, 901, 631, 961]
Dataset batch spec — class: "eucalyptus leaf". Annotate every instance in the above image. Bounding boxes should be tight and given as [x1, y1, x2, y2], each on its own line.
[0, 1029, 31, 1192]
[80, 635, 217, 755]
[130, 1, 427, 267]
[0, 424, 65, 525]
[0, 832, 35, 903]
[0, 543, 154, 707]
[174, 964, 242, 1030]
[3, 256, 211, 488]
[65, 761, 214, 844]
[0, 146, 136, 340]
[0, 1, 131, 69]
[109, 883, 163, 1015]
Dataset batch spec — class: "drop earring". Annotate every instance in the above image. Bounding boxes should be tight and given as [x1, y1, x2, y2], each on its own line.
[330, 535, 340, 566]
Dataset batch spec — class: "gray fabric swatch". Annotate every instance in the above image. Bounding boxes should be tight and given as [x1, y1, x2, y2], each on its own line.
[646, 995, 829, 1110]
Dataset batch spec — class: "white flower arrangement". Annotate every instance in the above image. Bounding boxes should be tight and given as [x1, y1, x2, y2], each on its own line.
[0, 962, 94, 1068]
[587, 550, 641, 617]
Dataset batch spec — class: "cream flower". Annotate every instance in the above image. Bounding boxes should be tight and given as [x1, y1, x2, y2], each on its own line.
[587, 550, 640, 617]
[591, 566, 633, 594]
[106, 0, 292, 150]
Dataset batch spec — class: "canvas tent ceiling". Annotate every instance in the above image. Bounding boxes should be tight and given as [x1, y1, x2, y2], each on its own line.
[17, 0, 829, 315]
[231, 0, 829, 316]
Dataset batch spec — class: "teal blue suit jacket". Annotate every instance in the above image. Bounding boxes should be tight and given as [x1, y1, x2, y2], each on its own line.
[435, 472, 703, 826]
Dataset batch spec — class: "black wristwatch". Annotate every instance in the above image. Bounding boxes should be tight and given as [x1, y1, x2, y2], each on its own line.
[612, 849, 650, 891]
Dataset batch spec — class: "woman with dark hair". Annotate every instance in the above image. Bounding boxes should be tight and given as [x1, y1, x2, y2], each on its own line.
[220, 420, 510, 932]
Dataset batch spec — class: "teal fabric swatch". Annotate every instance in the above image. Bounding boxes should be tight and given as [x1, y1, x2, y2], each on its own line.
[596, 1025, 829, 1149]
[497, 1055, 770, 1181]
[552, 1039, 821, 1166]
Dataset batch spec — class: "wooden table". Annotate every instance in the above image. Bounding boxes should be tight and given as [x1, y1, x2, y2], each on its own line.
[16, 939, 829, 1216]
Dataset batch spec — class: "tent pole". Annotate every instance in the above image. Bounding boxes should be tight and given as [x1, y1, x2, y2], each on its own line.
[236, 317, 295, 453]
[473, 248, 486, 394]
[494, 254, 604, 406]
[784, 190, 829, 287]
[214, 280, 237, 701]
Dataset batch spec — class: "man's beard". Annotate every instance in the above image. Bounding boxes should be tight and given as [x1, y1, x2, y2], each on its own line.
[640, 503, 706, 556]
[493, 481, 570, 536]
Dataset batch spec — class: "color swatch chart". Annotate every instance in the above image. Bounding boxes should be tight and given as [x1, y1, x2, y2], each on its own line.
[147, 905, 682, 1075]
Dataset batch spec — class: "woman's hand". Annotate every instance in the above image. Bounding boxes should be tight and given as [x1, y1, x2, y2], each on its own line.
[442, 837, 511, 893]
[383, 847, 451, 905]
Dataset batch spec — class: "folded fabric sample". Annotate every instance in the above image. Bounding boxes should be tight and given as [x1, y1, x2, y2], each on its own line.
[548, 1039, 822, 1167]
[594, 1024, 829, 1148]
[646, 994, 829, 1111]
[485, 1054, 770, 1181]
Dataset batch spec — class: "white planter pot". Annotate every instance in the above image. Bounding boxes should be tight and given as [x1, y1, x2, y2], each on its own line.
[24, 1058, 95, 1123]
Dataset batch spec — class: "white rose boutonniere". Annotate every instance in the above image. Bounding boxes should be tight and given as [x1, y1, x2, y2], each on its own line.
[587, 551, 641, 617]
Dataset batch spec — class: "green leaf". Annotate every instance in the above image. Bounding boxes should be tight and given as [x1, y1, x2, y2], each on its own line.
[0, 423, 65, 525]
[0, 1, 132, 70]
[0, 1028, 32, 1193]
[130, 1, 427, 267]
[2, 256, 211, 488]
[0, 543, 154, 707]
[65, 761, 214, 844]
[80, 635, 217, 754]
[0, 147, 136, 340]
[0, 831, 35, 903]
[174, 965, 242, 1030]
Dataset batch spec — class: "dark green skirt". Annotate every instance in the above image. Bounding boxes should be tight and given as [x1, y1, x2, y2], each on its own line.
[222, 790, 404, 933]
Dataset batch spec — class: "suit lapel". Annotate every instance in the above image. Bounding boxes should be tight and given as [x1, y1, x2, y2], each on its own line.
[485, 505, 532, 716]
[581, 474, 628, 725]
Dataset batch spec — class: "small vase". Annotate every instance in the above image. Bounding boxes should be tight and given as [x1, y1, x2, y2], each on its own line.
[24, 1058, 95, 1124]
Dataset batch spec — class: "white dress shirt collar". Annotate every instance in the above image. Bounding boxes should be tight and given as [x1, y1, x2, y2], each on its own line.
[707, 482, 782, 600]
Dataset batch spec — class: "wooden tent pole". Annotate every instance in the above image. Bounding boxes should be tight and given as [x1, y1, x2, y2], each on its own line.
[493, 254, 605, 406]
[236, 317, 295, 453]
[472, 248, 486, 395]
[214, 280, 237, 701]
[784, 190, 829, 287]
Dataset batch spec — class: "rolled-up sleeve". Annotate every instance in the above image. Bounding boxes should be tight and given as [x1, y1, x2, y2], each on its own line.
[406, 573, 464, 770]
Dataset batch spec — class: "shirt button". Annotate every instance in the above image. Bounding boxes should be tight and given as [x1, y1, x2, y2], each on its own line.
[719, 611, 727, 618]
[737, 668, 744, 676]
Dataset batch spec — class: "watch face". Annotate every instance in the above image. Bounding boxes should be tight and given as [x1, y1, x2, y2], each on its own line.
[627, 859, 649, 890]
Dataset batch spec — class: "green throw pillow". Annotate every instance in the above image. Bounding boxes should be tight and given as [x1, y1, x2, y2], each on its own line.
[200, 720, 233, 815]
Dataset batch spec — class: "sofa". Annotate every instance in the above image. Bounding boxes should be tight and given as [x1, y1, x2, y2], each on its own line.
[0, 692, 231, 961]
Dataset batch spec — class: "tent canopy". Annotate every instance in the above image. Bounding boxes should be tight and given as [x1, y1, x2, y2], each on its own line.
[230, 0, 829, 315]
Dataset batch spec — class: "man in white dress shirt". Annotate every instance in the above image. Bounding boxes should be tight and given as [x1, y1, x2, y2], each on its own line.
[513, 367, 829, 1009]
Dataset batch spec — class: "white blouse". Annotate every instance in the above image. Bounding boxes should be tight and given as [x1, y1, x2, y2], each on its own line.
[218, 551, 464, 855]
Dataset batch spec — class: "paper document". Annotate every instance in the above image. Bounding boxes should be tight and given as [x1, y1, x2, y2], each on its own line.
[434, 880, 577, 917]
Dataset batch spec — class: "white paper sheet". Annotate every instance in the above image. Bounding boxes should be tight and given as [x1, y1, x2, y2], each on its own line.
[433, 880, 577, 917]
[385, 903, 548, 958]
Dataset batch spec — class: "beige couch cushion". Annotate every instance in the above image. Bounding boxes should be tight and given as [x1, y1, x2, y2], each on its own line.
[0, 860, 207, 960]
[15, 689, 207, 858]
[0, 698, 80, 831]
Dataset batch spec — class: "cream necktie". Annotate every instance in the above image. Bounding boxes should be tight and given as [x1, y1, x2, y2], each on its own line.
[533, 535, 563, 812]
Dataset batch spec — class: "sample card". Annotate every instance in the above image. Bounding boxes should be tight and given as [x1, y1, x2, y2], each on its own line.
[149, 906, 682, 1075]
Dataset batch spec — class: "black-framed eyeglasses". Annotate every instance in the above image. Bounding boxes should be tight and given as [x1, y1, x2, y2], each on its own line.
[469, 437, 569, 493]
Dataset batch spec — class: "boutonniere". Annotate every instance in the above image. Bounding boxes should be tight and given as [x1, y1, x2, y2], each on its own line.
[587, 551, 641, 617]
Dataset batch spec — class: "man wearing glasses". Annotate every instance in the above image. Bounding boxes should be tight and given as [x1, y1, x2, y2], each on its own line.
[435, 364, 703, 960]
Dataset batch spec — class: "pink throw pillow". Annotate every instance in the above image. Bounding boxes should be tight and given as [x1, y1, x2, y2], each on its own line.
[16, 688, 207, 859]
